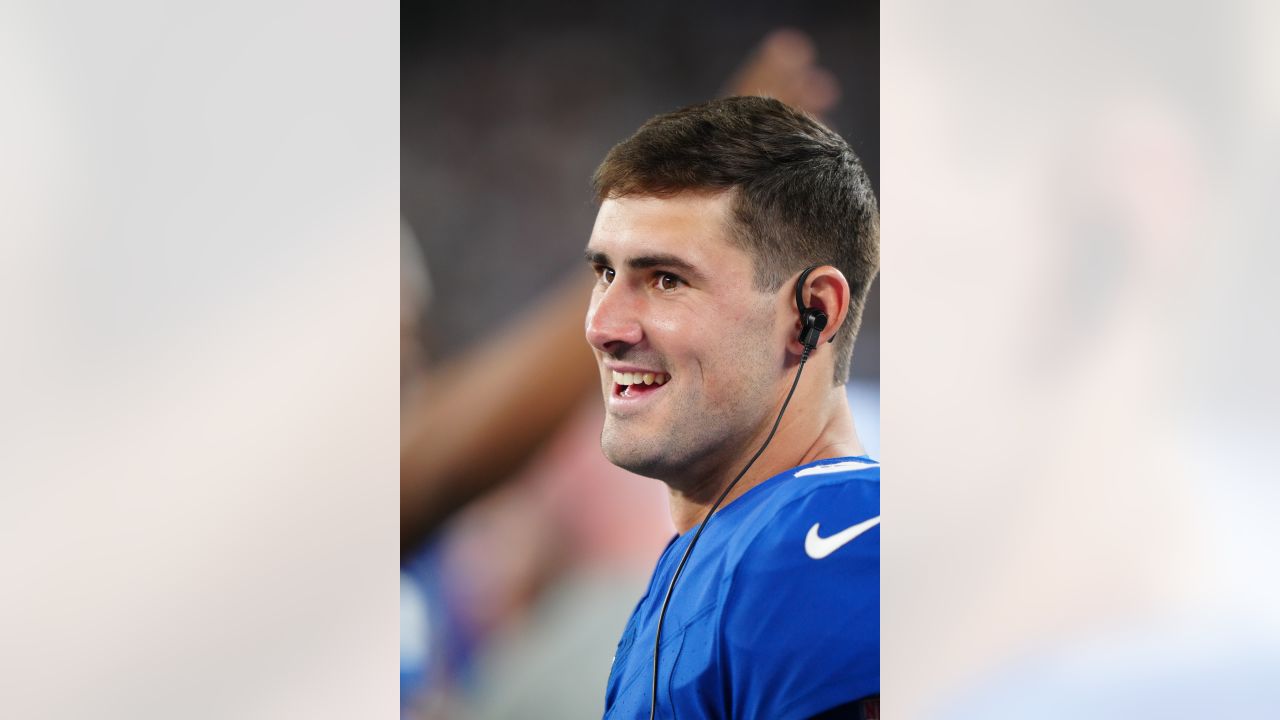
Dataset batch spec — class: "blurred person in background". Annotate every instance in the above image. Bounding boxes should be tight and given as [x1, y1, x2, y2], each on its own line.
[400, 6, 878, 717]
[586, 95, 879, 719]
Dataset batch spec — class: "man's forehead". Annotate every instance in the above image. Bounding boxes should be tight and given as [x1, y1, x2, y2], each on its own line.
[587, 193, 743, 265]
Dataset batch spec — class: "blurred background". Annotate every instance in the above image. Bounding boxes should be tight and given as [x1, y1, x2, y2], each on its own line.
[882, 0, 1280, 717]
[399, 2, 878, 717]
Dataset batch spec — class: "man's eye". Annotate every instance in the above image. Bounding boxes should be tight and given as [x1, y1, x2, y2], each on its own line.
[600, 267, 615, 284]
[657, 273, 680, 291]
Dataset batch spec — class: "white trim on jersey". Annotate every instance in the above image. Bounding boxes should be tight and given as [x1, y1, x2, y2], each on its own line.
[793, 459, 879, 477]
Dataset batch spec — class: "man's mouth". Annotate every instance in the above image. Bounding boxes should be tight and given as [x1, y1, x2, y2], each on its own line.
[611, 370, 671, 398]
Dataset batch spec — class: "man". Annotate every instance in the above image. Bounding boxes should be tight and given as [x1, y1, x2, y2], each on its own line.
[584, 96, 880, 719]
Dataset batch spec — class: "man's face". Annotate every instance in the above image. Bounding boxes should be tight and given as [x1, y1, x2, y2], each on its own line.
[584, 192, 784, 485]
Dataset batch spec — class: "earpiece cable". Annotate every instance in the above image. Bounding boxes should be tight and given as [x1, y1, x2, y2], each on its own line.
[648, 346, 811, 720]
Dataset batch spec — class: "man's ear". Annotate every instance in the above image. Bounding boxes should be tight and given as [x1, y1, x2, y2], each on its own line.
[788, 266, 851, 356]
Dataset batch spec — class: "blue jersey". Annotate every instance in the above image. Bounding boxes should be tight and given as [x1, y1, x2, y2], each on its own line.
[603, 457, 880, 719]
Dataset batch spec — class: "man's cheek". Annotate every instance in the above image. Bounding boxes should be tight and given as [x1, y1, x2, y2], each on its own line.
[646, 314, 683, 338]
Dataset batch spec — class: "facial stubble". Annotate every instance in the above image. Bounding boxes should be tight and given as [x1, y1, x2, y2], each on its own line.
[599, 311, 780, 496]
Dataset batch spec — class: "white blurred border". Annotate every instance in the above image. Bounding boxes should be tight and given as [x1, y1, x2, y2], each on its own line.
[884, 1, 1280, 717]
[0, 1, 398, 717]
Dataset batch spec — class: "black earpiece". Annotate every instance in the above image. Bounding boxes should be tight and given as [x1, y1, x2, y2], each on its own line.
[794, 265, 831, 351]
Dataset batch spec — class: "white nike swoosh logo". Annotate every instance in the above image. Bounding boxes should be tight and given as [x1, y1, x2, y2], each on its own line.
[804, 516, 881, 559]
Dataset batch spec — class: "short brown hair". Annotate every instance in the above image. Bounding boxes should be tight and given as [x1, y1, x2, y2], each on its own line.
[593, 96, 879, 385]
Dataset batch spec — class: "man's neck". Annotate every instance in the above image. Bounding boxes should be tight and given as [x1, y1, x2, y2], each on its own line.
[666, 387, 862, 534]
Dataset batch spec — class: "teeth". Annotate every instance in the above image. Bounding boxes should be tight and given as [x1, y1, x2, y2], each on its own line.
[612, 370, 670, 387]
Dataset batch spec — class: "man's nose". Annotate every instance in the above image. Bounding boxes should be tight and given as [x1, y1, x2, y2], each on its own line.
[585, 284, 644, 353]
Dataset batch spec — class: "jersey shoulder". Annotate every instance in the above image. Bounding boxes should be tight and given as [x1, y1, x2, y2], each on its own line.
[713, 457, 881, 717]
[721, 456, 880, 575]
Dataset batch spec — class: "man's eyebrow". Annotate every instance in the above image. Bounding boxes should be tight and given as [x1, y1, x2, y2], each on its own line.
[626, 253, 706, 281]
[585, 248, 706, 281]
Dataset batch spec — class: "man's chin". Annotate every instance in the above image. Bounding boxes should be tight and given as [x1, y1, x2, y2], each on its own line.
[600, 432, 673, 480]
[599, 443, 665, 476]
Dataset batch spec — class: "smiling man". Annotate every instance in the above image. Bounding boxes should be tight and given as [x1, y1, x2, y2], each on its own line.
[584, 96, 880, 719]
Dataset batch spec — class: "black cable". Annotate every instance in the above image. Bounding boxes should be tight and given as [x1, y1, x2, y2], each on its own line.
[648, 347, 812, 720]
